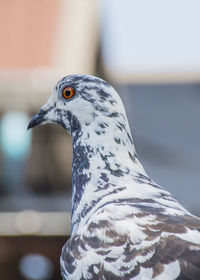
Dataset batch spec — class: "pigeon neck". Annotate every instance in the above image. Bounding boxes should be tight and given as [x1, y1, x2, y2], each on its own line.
[70, 115, 146, 234]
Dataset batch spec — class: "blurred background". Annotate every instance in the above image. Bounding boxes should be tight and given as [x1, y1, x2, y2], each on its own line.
[0, 0, 200, 279]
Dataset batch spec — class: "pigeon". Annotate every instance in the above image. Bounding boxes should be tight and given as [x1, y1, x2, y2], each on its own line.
[28, 74, 200, 280]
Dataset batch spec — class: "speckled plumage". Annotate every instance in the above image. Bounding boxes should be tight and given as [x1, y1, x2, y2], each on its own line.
[28, 74, 200, 280]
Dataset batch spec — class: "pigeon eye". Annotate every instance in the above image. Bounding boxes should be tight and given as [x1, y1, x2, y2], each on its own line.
[62, 87, 75, 99]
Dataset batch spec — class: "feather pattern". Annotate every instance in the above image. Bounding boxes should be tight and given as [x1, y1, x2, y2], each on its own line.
[29, 74, 200, 279]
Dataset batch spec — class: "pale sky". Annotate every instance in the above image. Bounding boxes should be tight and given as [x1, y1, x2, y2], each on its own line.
[100, 0, 200, 75]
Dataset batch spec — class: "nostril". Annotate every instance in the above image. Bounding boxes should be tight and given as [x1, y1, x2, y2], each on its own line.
[38, 109, 48, 116]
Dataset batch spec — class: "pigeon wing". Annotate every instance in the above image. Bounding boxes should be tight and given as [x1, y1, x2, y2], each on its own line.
[61, 206, 200, 280]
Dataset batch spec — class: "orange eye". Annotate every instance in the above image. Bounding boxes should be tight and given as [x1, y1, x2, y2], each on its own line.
[62, 87, 75, 99]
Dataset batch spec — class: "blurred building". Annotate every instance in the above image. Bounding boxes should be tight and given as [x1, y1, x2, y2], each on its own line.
[0, 0, 99, 201]
[0, 1, 98, 279]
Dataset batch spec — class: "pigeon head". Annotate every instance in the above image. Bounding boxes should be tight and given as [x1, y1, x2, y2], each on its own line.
[28, 74, 127, 135]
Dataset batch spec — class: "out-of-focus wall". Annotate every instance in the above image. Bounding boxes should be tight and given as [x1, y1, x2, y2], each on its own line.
[0, 0, 58, 68]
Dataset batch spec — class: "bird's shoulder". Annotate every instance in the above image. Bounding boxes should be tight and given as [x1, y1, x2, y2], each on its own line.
[61, 204, 200, 280]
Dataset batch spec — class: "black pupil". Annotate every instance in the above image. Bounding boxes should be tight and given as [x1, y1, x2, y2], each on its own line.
[65, 90, 71, 97]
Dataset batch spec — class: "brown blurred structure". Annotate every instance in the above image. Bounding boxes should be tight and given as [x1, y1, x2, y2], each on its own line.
[0, 0, 99, 111]
[0, 236, 66, 280]
[0, 0, 58, 68]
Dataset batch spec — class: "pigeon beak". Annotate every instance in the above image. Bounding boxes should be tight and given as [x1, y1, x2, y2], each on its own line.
[27, 109, 48, 130]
